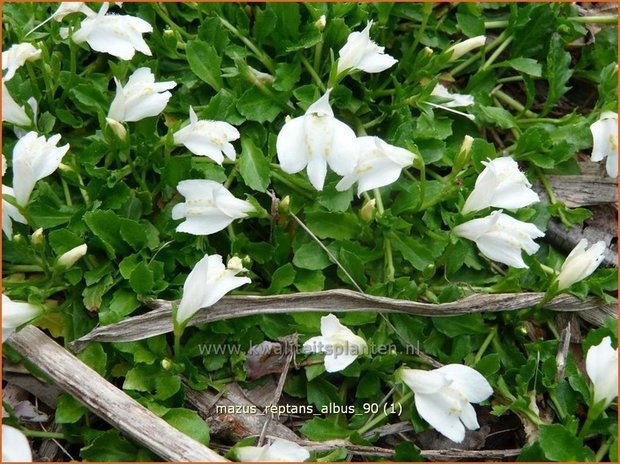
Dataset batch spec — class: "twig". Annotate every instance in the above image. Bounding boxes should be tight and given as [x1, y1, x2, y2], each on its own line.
[70, 290, 614, 351]
[8, 326, 228, 462]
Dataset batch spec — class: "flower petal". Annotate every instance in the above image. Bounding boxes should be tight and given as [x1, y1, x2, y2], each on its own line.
[400, 368, 448, 394]
[415, 392, 466, 443]
[276, 117, 308, 174]
[436, 364, 493, 403]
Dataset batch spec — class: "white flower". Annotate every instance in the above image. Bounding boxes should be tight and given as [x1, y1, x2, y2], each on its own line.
[172, 180, 254, 236]
[590, 111, 618, 178]
[315, 15, 327, 31]
[276, 89, 358, 191]
[236, 438, 310, 462]
[399, 364, 493, 443]
[453, 210, 544, 268]
[107, 67, 176, 123]
[248, 66, 275, 85]
[336, 21, 397, 75]
[431, 84, 474, 108]
[2, 425, 32, 462]
[585, 336, 618, 407]
[447, 35, 486, 61]
[2, 82, 31, 127]
[50, 2, 95, 21]
[2, 185, 27, 239]
[303, 314, 367, 373]
[2, 43, 41, 81]
[173, 107, 240, 164]
[71, 3, 152, 60]
[555, 239, 606, 290]
[336, 136, 415, 196]
[462, 157, 539, 214]
[27, 2, 96, 35]
[12, 131, 70, 206]
[176, 254, 251, 325]
[2, 294, 40, 342]
[57, 244, 88, 268]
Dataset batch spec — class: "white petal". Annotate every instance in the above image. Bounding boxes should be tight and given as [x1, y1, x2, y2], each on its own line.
[262, 439, 310, 462]
[306, 156, 328, 191]
[400, 368, 449, 394]
[476, 233, 529, 268]
[307, 89, 334, 117]
[176, 254, 211, 324]
[415, 392, 466, 443]
[175, 213, 234, 236]
[586, 336, 619, 405]
[436, 364, 493, 403]
[200, 272, 251, 308]
[324, 352, 358, 372]
[320, 314, 346, 337]
[324, 120, 358, 177]
[337, 28, 370, 74]
[236, 446, 267, 462]
[459, 401, 480, 430]
[303, 335, 330, 354]
[356, 52, 398, 73]
[276, 117, 308, 174]
[2, 82, 31, 126]
[2, 425, 33, 462]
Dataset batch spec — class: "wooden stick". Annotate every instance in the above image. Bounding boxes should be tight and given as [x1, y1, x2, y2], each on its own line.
[7, 326, 228, 462]
[71, 289, 614, 351]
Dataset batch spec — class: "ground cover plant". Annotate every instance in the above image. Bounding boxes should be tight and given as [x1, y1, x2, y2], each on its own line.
[1, 1, 618, 462]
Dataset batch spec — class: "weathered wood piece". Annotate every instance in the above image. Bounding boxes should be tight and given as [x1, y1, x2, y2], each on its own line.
[7, 326, 228, 462]
[546, 175, 617, 208]
[72, 290, 615, 351]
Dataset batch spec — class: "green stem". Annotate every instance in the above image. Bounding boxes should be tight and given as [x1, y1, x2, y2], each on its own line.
[373, 188, 394, 282]
[474, 327, 497, 365]
[481, 35, 513, 71]
[451, 30, 507, 76]
[313, 40, 324, 75]
[402, 2, 432, 69]
[219, 16, 275, 73]
[493, 89, 538, 118]
[153, 3, 193, 39]
[568, 15, 617, 24]
[4, 264, 44, 273]
[19, 429, 65, 439]
[498, 75, 524, 84]
[595, 439, 611, 461]
[484, 20, 509, 29]
[301, 54, 326, 92]
[269, 169, 314, 200]
[357, 391, 413, 435]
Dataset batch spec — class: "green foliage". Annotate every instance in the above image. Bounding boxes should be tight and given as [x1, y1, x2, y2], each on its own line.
[2, 2, 617, 462]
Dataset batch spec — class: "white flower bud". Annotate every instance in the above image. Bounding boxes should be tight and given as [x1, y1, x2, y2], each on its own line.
[447, 35, 486, 61]
[106, 117, 128, 141]
[57, 244, 88, 268]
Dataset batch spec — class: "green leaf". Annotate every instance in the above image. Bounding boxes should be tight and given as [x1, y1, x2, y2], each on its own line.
[77, 343, 107, 376]
[474, 105, 518, 129]
[433, 314, 488, 337]
[268, 263, 296, 293]
[239, 136, 271, 192]
[394, 442, 423, 461]
[305, 211, 361, 240]
[129, 262, 155, 294]
[99, 289, 141, 325]
[456, 12, 484, 37]
[294, 269, 325, 292]
[186, 40, 222, 91]
[539, 424, 587, 461]
[236, 87, 282, 123]
[48, 229, 83, 255]
[163, 408, 210, 445]
[544, 33, 573, 114]
[293, 242, 331, 270]
[120, 218, 148, 250]
[55, 394, 87, 424]
[124, 364, 182, 401]
[84, 210, 131, 259]
[506, 57, 543, 77]
[300, 417, 351, 440]
[80, 430, 137, 462]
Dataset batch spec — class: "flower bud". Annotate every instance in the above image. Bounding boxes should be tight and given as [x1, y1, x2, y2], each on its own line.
[161, 358, 173, 370]
[31, 228, 44, 246]
[447, 35, 486, 61]
[227, 256, 245, 272]
[248, 66, 275, 85]
[278, 195, 291, 215]
[315, 15, 326, 31]
[360, 198, 376, 222]
[106, 117, 128, 141]
[57, 244, 87, 268]
[422, 46, 433, 57]
[452, 135, 474, 175]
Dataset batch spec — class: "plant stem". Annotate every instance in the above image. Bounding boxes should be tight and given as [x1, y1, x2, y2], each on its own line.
[153, 3, 193, 39]
[219, 16, 275, 74]
[300, 54, 326, 92]
[493, 89, 538, 118]
[373, 188, 395, 282]
[20, 430, 65, 439]
[481, 35, 513, 71]
[595, 439, 611, 461]
[568, 15, 617, 24]
[474, 327, 497, 364]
